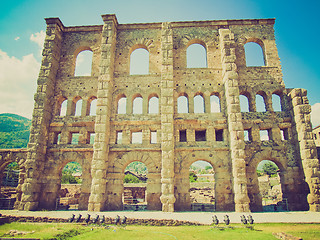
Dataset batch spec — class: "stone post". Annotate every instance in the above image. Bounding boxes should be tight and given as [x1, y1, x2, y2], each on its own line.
[19, 18, 64, 210]
[88, 14, 118, 212]
[160, 22, 176, 212]
[289, 88, 320, 211]
[219, 29, 250, 212]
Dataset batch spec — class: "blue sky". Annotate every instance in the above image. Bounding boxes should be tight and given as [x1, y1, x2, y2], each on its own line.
[1, 0, 320, 126]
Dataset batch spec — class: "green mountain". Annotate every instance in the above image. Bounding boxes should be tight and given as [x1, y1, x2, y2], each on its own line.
[0, 113, 31, 149]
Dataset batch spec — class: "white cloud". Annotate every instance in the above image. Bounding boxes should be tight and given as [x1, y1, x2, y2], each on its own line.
[311, 103, 320, 128]
[30, 30, 45, 48]
[14, 37, 20, 41]
[0, 49, 40, 119]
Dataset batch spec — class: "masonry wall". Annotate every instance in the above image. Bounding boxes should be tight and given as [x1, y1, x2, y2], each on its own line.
[12, 15, 320, 212]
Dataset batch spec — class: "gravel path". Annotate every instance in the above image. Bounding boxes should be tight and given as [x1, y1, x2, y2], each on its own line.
[1, 210, 320, 224]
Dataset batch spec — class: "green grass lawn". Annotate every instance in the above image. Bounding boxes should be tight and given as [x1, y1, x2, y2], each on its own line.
[0, 222, 319, 240]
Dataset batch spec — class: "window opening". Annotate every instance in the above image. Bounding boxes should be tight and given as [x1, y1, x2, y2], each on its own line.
[89, 98, 97, 116]
[187, 43, 207, 68]
[177, 95, 188, 113]
[53, 132, 61, 144]
[179, 130, 187, 142]
[244, 129, 251, 141]
[133, 97, 143, 114]
[239, 95, 250, 112]
[60, 100, 67, 116]
[75, 99, 83, 116]
[260, 130, 270, 141]
[151, 131, 157, 144]
[215, 129, 223, 141]
[195, 130, 206, 141]
[280, 129, 289, 140]
[256, 95, 266, 112]
[71, 133, 80, 144]
[194, 95, 205, 113]
[132, 131, 142, 144]
[210, 95, 220, 113]
[130, 48, 149, 75]
[148, 96, 159, 114]
[89, 133, 95, 144]
[75, 50, 93, 76]
[118, 97, 127, 114]
[244, 42, 265, 67]
[272, 94, 282, 112]
[116, 131, 123, 144]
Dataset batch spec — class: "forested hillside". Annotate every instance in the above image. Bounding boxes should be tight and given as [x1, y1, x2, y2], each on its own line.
[0, 113, 31, 149]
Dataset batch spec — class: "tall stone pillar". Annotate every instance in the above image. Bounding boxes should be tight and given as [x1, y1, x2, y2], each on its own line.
[88, 14, 117, 212]
[289, 88, 320, 211]
[219, 29, 250, 212]
[19, 18, 64, 210]
[160, 22, 176, 212]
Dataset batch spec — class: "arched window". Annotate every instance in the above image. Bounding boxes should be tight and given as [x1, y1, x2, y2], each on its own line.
[148, 96, 159, 114]
[210, 95, 221, 113]
[239, 95, 250, 112]
[187, 43, 207, 68]
[244, 42, 265, 67]
[256, 94, 266, 112]
[272, 94, 282, 112]
[60, 99, 68, 116]
[177, 95, 188, 113]
[75, 50, 93, 76]
[117, 96, 127, 114]
[130, 48, 149, 75]
[89, 98, 97, 116]
[133, 96, 143, 114]
[194, 94, 205, 113]
[75, 99, 83, 116]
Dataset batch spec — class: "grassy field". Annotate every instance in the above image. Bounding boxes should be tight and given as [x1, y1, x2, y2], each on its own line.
[0, 222, 320, 239]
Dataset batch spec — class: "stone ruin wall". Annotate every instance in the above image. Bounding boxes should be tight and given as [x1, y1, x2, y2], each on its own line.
[1, 14, 320, 212]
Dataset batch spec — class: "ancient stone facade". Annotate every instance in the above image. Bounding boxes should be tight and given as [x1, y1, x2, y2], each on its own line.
[3, 14, 320, 212]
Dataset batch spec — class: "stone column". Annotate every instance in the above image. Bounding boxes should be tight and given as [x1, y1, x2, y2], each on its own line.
[88, 14, 118, 212]
[289, 88, 320, 211]
[19, 18, 64, 210]
[160, 22, 176, 212]
[219, 29, 250, 212]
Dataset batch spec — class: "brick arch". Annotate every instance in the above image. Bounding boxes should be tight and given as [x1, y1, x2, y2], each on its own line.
[176, 151, 226, 173]
[115, 152, 160, 174]
[128, 38, 155, 55]
[181, 35, 214, 48]
[247, 148, 287, 171]
[74, 46, 93, 59]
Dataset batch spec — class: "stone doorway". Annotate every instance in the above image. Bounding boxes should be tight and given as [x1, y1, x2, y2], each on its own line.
[122, 161, 148, 211]
[189, 160, 215, 212]
[57, 161, 83, 210]
[0, 162, 20, 210]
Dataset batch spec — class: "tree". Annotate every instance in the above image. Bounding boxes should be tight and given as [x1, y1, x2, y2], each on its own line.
[262, 161, 278, 177]
[124, 174, 141, 183]
[189, 172, 198, 182]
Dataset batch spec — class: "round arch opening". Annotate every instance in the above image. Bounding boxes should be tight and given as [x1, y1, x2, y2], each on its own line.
[123, 161, 148, 211]
[254, 160, 287, 212]
[189, 160, 215, 211]
[57, 161, 83, 210]
[0, 162, 21, 209]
